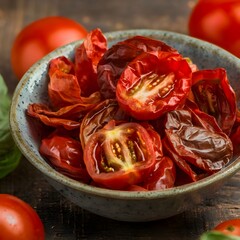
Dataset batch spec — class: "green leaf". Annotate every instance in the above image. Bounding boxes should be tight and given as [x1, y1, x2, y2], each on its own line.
[0, 74, 21, 178]
[0, 145, 22, 179]
[200, 231, 240, 240]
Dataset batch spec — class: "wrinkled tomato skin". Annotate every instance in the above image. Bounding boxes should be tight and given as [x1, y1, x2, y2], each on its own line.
[40, 133, 90, 183]
[11, 16, 88, 79]
[83, 120, 156, 190]
[188, 0, 240, 57]
[191, 68, 237, 135]
[80, 99, 130, 149]
[143, 156, 176, 190]
[162, 107, 233, 181]
[0, 194, 45, 240]
[97, 35, 178, 99]
[116, 51, 192, 120]
[214, 219, 240, 236]
[75, 28, 107, 97]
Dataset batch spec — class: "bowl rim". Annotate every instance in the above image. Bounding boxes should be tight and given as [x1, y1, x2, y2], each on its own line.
[10, 29, 240, 200]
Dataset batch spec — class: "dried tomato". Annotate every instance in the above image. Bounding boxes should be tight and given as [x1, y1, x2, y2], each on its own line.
[40, 130, 90, 183]
[83, 120, 156, 189]
[75, 28, 107, 96]
[80, 99, 130, 149]
[143, 156, 176, 190]
[97, 35, 178, 99]
[48, 56, 102, 109]
[27, 101, 99, 130]
[191, 68, 237, 135]
[163, 107, 233, 182]
[116, 51, 192, 120]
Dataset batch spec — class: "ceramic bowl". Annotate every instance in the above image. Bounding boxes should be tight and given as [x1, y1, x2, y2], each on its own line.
[10, 29, 240, 222]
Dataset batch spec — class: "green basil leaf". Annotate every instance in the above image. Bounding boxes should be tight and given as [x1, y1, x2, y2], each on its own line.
[0, 74, 21, 178]
[200, 231, 240, 240]
[0, 145, 22, 179]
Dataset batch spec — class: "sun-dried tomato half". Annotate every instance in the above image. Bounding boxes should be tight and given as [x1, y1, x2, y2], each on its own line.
[83, 120, 156, 189]
[116, 51, 192, 120]
[191, 68, 237, 135]
[97, 35, 178, 99]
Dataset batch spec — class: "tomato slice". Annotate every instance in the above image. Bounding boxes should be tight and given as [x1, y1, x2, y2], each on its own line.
[191, 68, 237, 135]
[83, 120, 156, 189]
[116, 51, 192, 120]
[97, 35, 178, 99]
[80, 99, 130, 149]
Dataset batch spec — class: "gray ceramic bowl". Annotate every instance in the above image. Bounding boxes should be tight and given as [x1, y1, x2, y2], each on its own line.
[10, 29, 240, 222]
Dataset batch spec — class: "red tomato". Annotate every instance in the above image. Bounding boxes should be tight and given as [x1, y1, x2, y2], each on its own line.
[116, 51, 192, 120]
[143, 156, 176, 190]
[40, 132, 91, 183]
[11, 16, 88, 80]
[214, 219, 240, 236]
[188, 0, 240, 57]
[83, 120, 156, 190]
[191, 68, 237, 135]
[0, 194, 44, 240]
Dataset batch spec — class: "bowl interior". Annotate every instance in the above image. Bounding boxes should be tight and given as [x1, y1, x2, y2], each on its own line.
[10, 29, 240, 199]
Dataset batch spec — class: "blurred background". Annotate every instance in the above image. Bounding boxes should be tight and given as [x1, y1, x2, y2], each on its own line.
[0, 0, 195, 93]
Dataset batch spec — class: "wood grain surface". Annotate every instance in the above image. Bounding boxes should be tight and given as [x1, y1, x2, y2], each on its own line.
[0, 0, 239, 239]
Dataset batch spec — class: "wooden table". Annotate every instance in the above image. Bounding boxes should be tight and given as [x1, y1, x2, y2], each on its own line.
[0, 0, 239, 239]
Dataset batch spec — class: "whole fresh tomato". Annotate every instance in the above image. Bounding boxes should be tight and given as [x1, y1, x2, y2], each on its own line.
[11, 16, 88, 80]
[214, 219, 240, 237]
[0, 194, 45, 240]
[188, 0, 240, 57]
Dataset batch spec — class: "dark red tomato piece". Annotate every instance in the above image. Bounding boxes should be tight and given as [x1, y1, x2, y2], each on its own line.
[80, 99, 130, 149]
[11, 16, 88, 80]
[191, 68, 237, 135]
[163, 108, 233, 182]
[40, 132, 90, 183]
[83, 120, 156, 189]
[143, 156, 176, 190]
[214, 219, 240, 236]
[188, 0, 240, 57]
[75, 28, 107, 97]
[97, 35, 178, 99]
[116, 51, 192, 120]
[0, 194, 45, 240]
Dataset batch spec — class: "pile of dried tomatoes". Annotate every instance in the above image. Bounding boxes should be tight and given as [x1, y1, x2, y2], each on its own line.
[27, 29, 240, 191]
